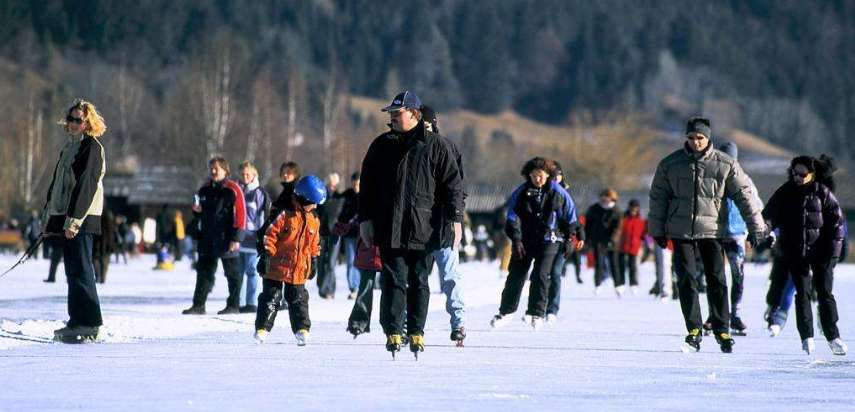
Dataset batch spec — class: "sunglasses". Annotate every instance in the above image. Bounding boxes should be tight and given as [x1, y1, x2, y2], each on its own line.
[792, 172, 810, 178]
[295, 195, 316, 207]
[389, 109, 407, 118]
[66, 115, 85, 125]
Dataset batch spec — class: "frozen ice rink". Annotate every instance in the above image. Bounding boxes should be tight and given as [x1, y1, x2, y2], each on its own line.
[1, 255, 853, 411]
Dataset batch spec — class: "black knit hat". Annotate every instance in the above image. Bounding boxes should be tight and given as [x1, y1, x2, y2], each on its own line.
[686, 117, 711, 139]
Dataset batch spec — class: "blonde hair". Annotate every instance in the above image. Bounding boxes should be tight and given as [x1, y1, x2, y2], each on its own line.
[326, 172, 341, 187]
[239, 162, 258, 176]
[599, 188, 619, 202]
[59, 99, 107, 137]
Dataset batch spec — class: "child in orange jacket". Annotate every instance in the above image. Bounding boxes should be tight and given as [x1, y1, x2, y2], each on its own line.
[254, 175, 325, 345]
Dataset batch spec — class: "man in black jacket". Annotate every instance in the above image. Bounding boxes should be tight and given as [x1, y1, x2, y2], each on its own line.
[359, 91, 465, 357]
[183, 157, 247, 315]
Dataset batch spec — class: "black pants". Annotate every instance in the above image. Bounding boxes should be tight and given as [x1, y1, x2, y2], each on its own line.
[593, 246, 621, 287]
[379, 248, 434, 336]
[787, 256, 840, 341]
[46, 236, 64, 282]
[673, 239, 728, 333]
[348, 269, 379, 333]
[765, 255, 789, 308]
[192, 255, 242, 309]
[255, 279, 311, 333]
[618, 253, 639, 286]
[93, 254, 110, 284]
[63, 235, 103, 328]
[317, 236, 340, 297]
[499, 242, 559, 318]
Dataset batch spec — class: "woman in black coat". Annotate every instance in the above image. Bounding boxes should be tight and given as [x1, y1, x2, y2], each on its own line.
[762, 155, 847, 355]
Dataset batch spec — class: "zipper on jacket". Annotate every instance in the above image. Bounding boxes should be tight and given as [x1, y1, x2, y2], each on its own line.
[691, 159, 699, 239]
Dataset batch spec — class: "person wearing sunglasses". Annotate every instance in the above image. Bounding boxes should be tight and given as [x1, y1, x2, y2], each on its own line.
[648, 117, 765, 353]
[42, 99, 108, 343]
[761, 156, 847, 356]
[254, 175, 326, 346]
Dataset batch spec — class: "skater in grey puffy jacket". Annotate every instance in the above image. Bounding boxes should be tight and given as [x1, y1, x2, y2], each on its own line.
[648, 117, 765, 353]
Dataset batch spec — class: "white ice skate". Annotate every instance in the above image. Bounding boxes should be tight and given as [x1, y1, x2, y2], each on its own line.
[490, 314, 512, 330]
[546, 314, 557, 325]
[295, 329, 310, 346]
[522, 314, 533, 325]
[615, 285, 625, 298]
[254, 329, 268, 344]
[531, 317, 543, 331]
[594, 286, 602, 296]
[829, 338, 848, 356]
[769, 324, 781, 337]
[630, 286, 638, 295]
[802, 338, 815, 355]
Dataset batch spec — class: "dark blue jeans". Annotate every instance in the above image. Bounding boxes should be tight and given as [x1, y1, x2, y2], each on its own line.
[546, 246, 566, 316]
[63, 235, 103, 327]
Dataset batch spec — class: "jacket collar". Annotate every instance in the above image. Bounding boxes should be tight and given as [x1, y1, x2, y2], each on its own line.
[241, 178, 260, 192]
[682, 141, 715, 160]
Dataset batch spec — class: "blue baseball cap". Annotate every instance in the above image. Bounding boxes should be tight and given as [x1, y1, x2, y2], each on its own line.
[381, 91, 422, 112]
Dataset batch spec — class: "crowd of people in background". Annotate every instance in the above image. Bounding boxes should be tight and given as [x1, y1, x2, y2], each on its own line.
[2, 94, 846, 357]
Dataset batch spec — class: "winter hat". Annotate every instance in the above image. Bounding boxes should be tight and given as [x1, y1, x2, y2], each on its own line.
[421, 105, 439, 134]
[720, 142, 738, 160]
[628, 199, 640, 208]
[381, 91, 423, 112]
[686, 117, 712, 139]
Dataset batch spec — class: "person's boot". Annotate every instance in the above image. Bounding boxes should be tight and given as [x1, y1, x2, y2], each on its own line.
[829, 338, 848, 356]
[386, 334, 403, 359]
[802, 338, 816, 355]
[54, 325, 100, 344]
[295, 329, 310, 346]
[714, 332, 735, 353]
[409, 334, 425, 359]
[182, 306, 206, 315]
[217, 306, 240, 315]
[731, 316, 747, 336]
[682, 328, 702, 352]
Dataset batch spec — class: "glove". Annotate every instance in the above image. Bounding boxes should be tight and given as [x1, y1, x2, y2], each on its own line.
[308, 257, 318, 280]
[654, 236, 668, 249]
[747, 233, 767, 248]
[359, 221, 374, 248]
[513, 240, 526, 260]
[256, 253, 269, 276]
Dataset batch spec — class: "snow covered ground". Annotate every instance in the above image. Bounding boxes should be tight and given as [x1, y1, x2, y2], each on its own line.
[0, 253, 853, 411]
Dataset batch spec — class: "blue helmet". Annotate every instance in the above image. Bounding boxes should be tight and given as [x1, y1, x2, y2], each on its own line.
[294, 175, 327, 205]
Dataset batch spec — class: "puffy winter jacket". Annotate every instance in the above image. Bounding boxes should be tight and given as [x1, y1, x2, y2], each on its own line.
[619, 214, 647, 255]
[239, 179, 270, 252]
[585, 203, 621, 250]
[762, 181, 844, 259]
[359, 120, 465, 250]
[194, 178, 246, 258]
[42, 134, 106, 236]
[263, 206, 321, 284]
[505, 181, 577, 247]
[648, 142, 764, 240]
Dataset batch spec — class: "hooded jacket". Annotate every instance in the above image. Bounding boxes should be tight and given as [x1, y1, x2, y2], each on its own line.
[359, 120, 465, 250]
[42, 134, 106, 236]
[648, 142, 764, 240]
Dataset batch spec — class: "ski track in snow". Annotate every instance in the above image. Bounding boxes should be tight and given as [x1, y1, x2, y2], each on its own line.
[0, 255, 854, 411]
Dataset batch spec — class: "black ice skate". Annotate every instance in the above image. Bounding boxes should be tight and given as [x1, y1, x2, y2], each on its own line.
[681, 328, 702, 352]
[450, 327, 466, 348]
[730, 317, 747, 336]
[715, 332, 735, 353]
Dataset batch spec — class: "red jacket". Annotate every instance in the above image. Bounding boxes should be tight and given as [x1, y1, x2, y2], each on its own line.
[619, 215, 646, 255]
[332, 219, 381, 271]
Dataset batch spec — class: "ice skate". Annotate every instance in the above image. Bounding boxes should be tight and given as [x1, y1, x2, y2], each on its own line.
[409, 334, 424, 360]
[295, 329, 310, 346]
[594, 286, 602, 296]
[702, 322, 714, 336]
[730, 316, 747, 336]
[386, 334, 403, 360]
[769, 324, 782, 337]
[53, 325, 100, 344]
[347, 325, 366, 339]
[490, 314, 512, 330]
[254, 329, 268, 344]
[531, 316, 543, 331]
[450, 327, 466, 347]
[615, 285, 625, 298]
[802, 338, 815, 355]
[522, 314, 533, 325]
[714, 332, 734, 353]
[829, 338, 847, 356]
[182, 306, 206, 315]
[546, 314, 557, 325]
[630, 285, 638, 295]
[681, 328, 702, 352]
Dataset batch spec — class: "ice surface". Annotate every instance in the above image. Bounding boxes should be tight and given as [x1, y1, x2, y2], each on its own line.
[0, 254, 853, 411]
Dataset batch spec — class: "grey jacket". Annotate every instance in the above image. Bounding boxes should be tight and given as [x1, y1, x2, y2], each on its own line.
[648, 142, 764, 240]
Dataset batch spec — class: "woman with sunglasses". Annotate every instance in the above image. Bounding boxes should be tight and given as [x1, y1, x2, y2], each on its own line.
[43, 99, 107, 343]
[762, 156, 847, 355]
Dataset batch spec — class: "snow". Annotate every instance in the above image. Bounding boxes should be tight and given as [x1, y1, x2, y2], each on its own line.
[1, 254, 854, 411]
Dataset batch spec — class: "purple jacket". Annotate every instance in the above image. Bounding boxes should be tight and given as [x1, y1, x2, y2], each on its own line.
[762, 181, 844, 259]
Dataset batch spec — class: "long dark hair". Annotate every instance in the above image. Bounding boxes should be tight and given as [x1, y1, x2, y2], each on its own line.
[520, 157, 557, 183]
[788, 155, 837, 193]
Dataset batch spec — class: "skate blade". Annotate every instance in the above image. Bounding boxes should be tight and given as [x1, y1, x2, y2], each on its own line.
[680, 344, 700, 353]
[731, 330, 747, 337]
[455, 341, 464, 348]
